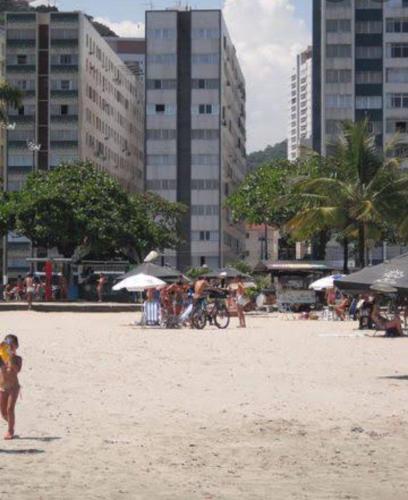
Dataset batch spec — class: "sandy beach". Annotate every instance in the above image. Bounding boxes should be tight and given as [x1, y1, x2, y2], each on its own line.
[1, 311, 408, 499]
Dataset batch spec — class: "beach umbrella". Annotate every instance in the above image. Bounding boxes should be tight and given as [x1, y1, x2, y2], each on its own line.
[112, 273, 166, 292]
[309, 274, 345, 291]
[118, 263, 184, 283]
[334, 253, 408, 296]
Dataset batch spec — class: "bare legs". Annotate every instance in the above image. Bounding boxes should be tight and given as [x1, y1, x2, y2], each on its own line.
[0, 387, 19, 439]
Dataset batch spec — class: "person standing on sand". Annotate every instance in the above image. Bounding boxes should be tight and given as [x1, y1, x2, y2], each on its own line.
[96, 273, 107, 302]
[24, 273, 34, 310]
[0, 335, 22, 440]
[233, 276, 247, 328]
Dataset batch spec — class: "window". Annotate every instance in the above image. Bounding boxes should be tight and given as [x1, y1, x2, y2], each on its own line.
[191, 154, 219, 166]
[356, 71, 382, 84]
[146, 154, 177, 166]
[146, 79, 177, 90]
[326, 44, 352, 58]
[326, 0, 351, 7]
[387, 119, 408, 134]
[191, 28, 219, 39]
[191, 205, 219, 216]
[191, 231, 219, 242]
[387, 93, 408, 109]
[17, 54, 27, 65]
[191, 179, 219, 190]
[18, 106, 24, 116]
[355, 96, 382, 109]
[60, 80, 71, 90]
[386, 68, 408, 83]
[191, 129, 219, 140]
[193, 104, 219, 115]
[355, 21, 382, 34]
[61, 105, 68, 115]
[355, 46, 382, 59]
[147, 54, 176, 64]
[386, 18, 408, 33]
[326, 69, 352, 83]
[326, 19, 351, 33]
[387, 44, 408, 58]
[146, 179, 177, 190]
[147, 104, 176, 115]
[146, 129, 177, 140]
[60, 54, 72, 64]
[326, 120, 343, 134]
[325, 94, 352, 108]
[192, 53, 219, 64]
[147, 28, 176, 39]
[192, 79, 219, 89]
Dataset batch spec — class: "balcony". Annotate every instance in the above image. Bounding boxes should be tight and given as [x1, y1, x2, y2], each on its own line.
[6, 64, 36, 73]
[50, 140, 78, 148]
[50, 89, 78, 98]
[7, 39, 36, 48]
[50, 13, 79, 23]
[50, 39, 78, 48]
[8, 140, 30, 149]
[7, 13, 36, 23]
[50, 64, 79, 73]
[50, 115, 78, 123]
[11, 115, 35, 124]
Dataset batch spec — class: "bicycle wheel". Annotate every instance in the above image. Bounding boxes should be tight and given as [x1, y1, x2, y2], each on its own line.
[192, 309, 207, 330]
[214, 304, 230, 329]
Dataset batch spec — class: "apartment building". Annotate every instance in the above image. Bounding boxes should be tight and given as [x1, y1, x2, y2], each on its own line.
[145, 9, 247, 271]
[288, 46, 312, 161]
[4, 10, 144, 278]
[313, 0, 408, 162]
[105, 37, 145, 79]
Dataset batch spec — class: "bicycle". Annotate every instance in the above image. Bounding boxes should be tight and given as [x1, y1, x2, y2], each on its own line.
[191, 292, 230, 330]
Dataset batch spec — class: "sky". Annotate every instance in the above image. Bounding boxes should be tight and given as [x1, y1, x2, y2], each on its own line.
[33, 0, 312, 152]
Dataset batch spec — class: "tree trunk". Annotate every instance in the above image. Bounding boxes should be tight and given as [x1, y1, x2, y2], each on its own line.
[358, 224, 365, 268]
[264, 223, 268, 260]
[311, 230, 329, 261]
[343, 237, 349, 274]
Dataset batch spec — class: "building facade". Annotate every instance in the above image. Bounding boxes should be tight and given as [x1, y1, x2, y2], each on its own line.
[244, 224, 279, 268]
[313, 0, 408, 162]
[4, 11, 144, 278]
[105, 37, 145, 79]
[145, 9, 247, 271]
[288, 46, 312, 161]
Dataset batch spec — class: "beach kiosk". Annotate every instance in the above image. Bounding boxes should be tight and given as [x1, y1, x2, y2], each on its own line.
[254, 260, 334, 310]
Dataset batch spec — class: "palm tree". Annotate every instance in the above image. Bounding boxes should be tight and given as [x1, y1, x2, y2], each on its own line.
[286, 120, 408, 271]
[0, 80, 22, 125]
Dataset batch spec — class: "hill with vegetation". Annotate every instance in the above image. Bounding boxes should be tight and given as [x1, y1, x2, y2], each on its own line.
[247, 140, 288, 170]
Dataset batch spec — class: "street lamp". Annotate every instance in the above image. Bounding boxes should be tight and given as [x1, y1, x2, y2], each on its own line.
[27, 140, 41, 171]
[2, 122, 16, 286]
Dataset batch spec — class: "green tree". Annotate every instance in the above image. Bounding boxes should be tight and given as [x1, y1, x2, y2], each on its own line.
[226, 159, 298, 260]
[286, 120, 408, 270]
[0, 80, 22, 125]
[12, 162, 185, 261]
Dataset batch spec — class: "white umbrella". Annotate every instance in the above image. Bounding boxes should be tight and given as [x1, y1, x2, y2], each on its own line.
[309, 274, 345, 291]
[112, 273, 166, 292]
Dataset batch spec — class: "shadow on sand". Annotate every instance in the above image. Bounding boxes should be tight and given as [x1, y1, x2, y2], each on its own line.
[15, 436, 61, 443]
[379, 375, 408, 381]
[0, 448, 44, 455]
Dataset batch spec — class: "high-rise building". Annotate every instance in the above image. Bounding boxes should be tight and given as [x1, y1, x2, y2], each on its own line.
[105, 37, 145, 79]
[288, 46, 312, 161]
[4, 10, 144, 278]
[313, 0, 408, 163]
[145, 9, 247, 271]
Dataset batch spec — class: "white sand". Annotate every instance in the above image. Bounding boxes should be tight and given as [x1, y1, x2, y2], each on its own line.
[1, 311, 408, 499]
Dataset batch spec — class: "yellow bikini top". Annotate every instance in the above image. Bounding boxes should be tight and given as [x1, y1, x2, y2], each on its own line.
[0, 342, 11, 364]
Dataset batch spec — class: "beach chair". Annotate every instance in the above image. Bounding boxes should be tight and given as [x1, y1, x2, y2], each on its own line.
[141, 300, 161, 326]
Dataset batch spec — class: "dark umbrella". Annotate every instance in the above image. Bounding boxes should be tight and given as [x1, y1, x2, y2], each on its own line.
[205, 267, 251, 280]
[334, 253, 408, 296]
[117, 263, 185, 283]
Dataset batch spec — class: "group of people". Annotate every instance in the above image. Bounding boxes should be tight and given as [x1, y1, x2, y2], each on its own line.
[325, 287, 404, 336]
[144, 275, 247, 328]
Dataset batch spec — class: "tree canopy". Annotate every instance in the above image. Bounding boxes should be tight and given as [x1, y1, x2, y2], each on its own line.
[8, 162, 185, 262]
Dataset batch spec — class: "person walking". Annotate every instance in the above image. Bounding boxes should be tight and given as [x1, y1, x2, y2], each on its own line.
[96, 273, 107, 302]
[24, 273, 34, 310]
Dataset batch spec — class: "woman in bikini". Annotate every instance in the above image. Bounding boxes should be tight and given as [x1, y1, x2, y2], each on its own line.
[0, 335, 22, 440]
